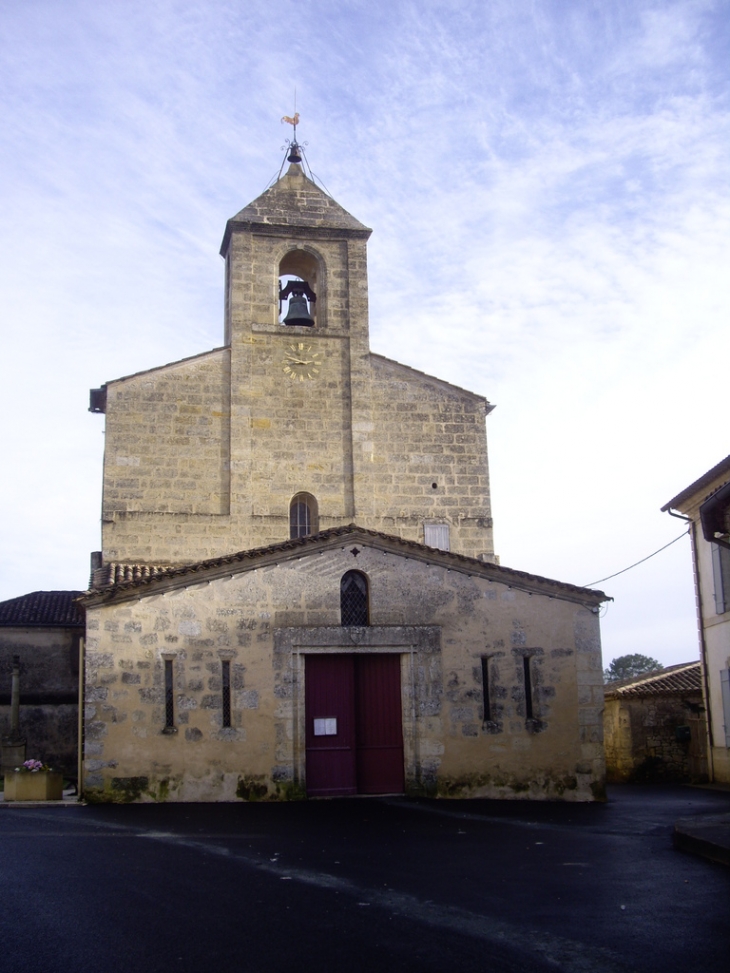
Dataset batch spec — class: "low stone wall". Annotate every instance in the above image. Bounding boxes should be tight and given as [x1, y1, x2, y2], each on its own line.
[604, 695, 707, 783]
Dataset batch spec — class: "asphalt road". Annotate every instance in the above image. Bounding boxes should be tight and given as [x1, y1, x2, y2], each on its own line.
[1, 785, 728, 973]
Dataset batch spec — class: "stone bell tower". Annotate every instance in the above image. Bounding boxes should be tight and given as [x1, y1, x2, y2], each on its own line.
[219, 159, 378, 543]
[93, 140, 495, 571]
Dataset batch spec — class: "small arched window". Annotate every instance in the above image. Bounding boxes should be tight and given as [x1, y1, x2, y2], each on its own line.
[290, 493, 318, 539]
[340, 571, 369, 627]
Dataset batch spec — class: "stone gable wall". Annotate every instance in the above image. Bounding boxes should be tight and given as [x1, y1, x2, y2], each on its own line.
[101, 350, 231, 562]
[368, 357, 493, 559]
[101, 347, 494, 565]
[82, 546, 604, 803]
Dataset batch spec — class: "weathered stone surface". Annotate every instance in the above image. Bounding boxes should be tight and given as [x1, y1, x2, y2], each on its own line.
[99, 168, 494, 567]
[82, 542, 604, 802]
[81, 164, 607, 805]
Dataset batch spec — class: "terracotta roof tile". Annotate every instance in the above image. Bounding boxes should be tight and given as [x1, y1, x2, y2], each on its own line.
[0, 591, 85, 627]
[84, 524, 609, 608]
[605, 662, 702, 698]
[94, 563, 174, 587]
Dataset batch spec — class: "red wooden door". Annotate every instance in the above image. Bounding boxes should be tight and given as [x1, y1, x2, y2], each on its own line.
[305, 654, 404, 797]
[305, 655, 357, 797]
[355, 654, 405, 794]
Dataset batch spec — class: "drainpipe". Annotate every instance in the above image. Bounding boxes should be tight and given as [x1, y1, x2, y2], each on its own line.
[666, 507, 715, 780]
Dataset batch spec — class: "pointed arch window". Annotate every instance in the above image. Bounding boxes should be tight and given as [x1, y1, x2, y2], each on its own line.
[340, 571, 369, 627]
[290, 493, 318, 539]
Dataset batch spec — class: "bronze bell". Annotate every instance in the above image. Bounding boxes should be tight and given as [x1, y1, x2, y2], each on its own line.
[287, 142, 302, 164]
[280, 279, 316, 327]
[283, 292, 314, 327]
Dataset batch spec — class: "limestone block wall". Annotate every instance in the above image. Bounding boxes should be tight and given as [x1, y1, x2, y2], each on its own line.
[102, 349, 231, 563]
[0, 628, 80, 774]
[100, 343, 495, 567]
[100, 166, 496, 567]
[236, 332, 354, 532]
[81, 542, 604, 803]
[228, 233, 360, 338]
[368, 356, 493, 560]
[225, 222, 374, 547]
[603, 694, 707, 782]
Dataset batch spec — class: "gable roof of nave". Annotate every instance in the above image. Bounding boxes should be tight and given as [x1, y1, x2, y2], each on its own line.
[80, 524, 608, 610]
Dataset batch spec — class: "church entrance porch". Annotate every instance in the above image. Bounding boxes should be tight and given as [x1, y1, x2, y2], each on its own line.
[304, 654, 405, 797]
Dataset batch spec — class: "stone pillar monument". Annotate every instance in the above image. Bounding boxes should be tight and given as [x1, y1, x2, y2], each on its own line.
[1, 655, 27, 775]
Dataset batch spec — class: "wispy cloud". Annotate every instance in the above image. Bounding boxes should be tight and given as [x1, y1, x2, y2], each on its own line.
[0, 0, 727, 666]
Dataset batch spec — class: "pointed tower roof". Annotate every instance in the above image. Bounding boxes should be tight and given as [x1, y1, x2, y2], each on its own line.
[220, 163, 371, 255]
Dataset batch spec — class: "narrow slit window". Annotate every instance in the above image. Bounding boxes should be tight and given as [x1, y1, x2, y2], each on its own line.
[164, 659, 175, 729]
[222, 660, 231, 729]
[481, 656, 491, 722]
[523, 656, 534, 720]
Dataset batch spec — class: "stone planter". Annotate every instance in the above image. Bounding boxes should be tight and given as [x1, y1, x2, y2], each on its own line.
[3, 771, 64, 802]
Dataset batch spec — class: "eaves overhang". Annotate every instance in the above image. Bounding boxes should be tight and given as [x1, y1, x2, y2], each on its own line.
[661, 454, 730, 514]
[78, 525, 609, 611]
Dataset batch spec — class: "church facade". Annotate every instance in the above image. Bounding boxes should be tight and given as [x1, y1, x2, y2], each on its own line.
[80, 157, 607, 803]
[93, 161, 494, 569]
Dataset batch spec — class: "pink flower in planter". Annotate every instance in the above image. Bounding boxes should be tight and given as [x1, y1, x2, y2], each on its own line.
[21, 759, 48, 773]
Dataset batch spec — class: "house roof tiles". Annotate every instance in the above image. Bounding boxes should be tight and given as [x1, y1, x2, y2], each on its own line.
[604, 661, 702, 698]
[0, 591, 85, 628]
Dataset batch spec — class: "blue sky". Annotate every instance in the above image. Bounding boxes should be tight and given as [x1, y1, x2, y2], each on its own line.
[1, 0, 728, 667]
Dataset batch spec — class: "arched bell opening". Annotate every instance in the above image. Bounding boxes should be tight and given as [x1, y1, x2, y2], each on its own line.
[278, 249, 321, 327]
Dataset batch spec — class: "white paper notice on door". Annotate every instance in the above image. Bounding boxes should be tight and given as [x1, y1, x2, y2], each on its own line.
[313, 717, 337, 736]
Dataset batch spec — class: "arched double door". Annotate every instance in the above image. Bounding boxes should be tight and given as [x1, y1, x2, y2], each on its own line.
[304, 653, 405, 797]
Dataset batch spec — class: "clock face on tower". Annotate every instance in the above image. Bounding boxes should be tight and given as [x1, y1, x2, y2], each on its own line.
[282, 342, 322, 381]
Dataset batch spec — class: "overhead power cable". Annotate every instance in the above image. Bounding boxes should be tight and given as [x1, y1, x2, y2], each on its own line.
[584, 529, 690, 587]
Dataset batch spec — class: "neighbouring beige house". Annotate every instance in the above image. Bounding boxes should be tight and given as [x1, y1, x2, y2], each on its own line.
[603, 662, 708, 783]
[79, 150, 609, 803]
[0, 591, 83, 776]
[662, 456, 730, 785]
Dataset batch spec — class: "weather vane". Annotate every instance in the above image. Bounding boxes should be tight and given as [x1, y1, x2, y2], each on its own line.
[281, 110, 302, 163]
[274, 100, 328, 194]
